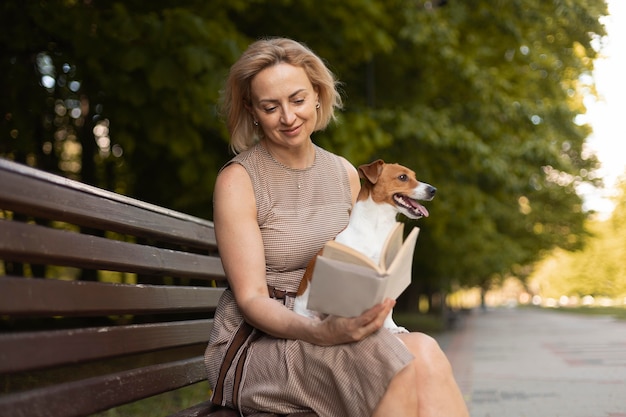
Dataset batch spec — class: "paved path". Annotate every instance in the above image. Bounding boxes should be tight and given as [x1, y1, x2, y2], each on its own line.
[437, 307, 626, 417]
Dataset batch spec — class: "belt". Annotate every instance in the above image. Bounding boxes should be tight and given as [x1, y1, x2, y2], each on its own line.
[267, 285, 297, 301]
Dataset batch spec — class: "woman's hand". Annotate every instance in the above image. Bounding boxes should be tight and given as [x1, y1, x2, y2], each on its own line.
[311, 299, 396, 346]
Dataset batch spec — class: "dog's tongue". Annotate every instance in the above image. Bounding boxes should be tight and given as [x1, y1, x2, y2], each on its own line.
[411, 200, 429, 217]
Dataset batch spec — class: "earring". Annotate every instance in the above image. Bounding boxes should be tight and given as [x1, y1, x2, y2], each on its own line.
[253, 120, 259, 126]
[316, 103, 320, 109]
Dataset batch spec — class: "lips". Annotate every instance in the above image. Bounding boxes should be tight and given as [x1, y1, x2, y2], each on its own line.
[393, 194, 430, 218]
[280, 124, 303, 136]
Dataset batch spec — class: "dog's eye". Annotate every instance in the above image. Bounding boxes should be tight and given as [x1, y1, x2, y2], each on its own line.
[398, 174, 408, 182]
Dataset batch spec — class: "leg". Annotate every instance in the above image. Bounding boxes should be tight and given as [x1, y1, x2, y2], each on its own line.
[372, 332, 469, 417]
[372, 357, 419, 417]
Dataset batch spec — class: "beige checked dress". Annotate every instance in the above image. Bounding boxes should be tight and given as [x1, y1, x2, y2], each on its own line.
[205, 143, 414, 416]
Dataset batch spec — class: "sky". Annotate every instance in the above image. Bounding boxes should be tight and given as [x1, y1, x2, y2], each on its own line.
[578, 0, 626, 216]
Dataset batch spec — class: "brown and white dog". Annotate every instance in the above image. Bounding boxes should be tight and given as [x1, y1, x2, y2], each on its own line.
[293, 159, 436, 333]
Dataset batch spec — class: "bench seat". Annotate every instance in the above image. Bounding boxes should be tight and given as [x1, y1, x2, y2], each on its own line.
[0, 158, 318, 417]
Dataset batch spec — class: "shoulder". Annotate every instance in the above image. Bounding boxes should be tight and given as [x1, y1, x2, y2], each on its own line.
[215, 148, 257, 200]
[338, 157, 360, 204]
[214, 161, 256, 225]
[338, 156, 358, 181]
[217, 161, 249, 184]
[315, 146, 357, 178]
[216, 145, 262, 187]
[214, 163, 252, 207]
[315, 146, 359, 203]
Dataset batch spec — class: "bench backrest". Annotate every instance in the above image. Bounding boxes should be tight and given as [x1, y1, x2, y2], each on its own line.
[0, 158, 225, 416]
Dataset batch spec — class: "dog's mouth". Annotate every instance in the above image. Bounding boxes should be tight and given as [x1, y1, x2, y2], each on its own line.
[393, 194, 430, 218]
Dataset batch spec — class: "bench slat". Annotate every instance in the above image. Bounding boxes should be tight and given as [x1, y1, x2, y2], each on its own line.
[0, 159, 224, 416]
[0, 220, 225, 280]
[0, 319, 213, 373]
[0, 159, 216, 249]
[0, 276, 224, 316]
[0, 357, 207, 417]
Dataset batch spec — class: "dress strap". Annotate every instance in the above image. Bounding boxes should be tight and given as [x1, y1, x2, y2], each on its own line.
[211, 286, 295, 408]
[211, 321, 256, 407]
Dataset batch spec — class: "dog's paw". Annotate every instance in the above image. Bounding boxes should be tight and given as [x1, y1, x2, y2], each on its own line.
[387, 326, 409, 334]
[294, 298, 324, 321]
[303, 310, 324, 321]
[294, 306, 320, 320]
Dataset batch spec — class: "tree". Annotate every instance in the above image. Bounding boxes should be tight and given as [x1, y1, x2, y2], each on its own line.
[1, 0, 609, 304]
[213, 0, 608, 298]
[331, 0, 606, 297]
[1, 1, 247, 215]
[529, 176, 626, 301]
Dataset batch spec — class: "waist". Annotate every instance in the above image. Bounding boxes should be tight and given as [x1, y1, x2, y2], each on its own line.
[267, 284, 297, 301]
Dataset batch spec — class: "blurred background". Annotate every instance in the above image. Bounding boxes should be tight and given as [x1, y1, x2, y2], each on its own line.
[2, 0, 624, 319]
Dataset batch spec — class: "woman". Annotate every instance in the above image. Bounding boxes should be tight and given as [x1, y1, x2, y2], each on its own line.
[205, 37, 470, 417]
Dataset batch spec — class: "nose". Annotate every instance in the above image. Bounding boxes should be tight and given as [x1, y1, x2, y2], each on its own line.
[280, 106, 296, 125]
[427, 185, 437, 198]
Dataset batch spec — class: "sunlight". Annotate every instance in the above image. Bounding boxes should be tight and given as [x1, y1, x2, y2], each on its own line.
[580, 0, 626, 217]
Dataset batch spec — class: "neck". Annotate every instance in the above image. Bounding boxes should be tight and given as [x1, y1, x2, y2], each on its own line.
[261, 140, 315, 169]
[334, 197, 399, 261]
[347, 199, 399, 236]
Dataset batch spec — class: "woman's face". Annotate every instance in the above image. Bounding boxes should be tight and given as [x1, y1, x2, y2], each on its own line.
[249, 63, 319, 149]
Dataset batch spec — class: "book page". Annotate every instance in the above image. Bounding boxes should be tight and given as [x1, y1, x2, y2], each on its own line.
[380, 222, 404, 270]
[307, 256, 386, 317]
[384, 226, 420, 300]
[307, 225, 420, 317]
[321, 239, 380, 272]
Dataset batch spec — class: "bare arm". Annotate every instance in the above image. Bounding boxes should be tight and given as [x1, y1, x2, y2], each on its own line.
[213, 163, 393, 346]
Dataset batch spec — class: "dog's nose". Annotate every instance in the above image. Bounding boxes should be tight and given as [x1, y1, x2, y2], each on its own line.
[428, 186, 437, 197]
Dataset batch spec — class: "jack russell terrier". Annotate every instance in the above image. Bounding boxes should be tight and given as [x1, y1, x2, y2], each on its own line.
[293, 159, 436, 333]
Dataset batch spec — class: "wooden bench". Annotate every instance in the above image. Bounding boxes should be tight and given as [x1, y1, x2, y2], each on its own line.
[0, 158, 316, 417]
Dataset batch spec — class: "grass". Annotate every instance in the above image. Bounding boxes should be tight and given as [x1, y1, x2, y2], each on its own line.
[2, 345, 212, 417]
[545, 305, 626, 320]
[392, 312, 449, 334]
[93, 381, 211, 417]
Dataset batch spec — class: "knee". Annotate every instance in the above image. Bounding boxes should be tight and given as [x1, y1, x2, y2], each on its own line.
[400, 332, 453, 374]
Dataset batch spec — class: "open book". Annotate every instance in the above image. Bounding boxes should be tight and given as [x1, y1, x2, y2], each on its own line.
[307, 222, 420, 317]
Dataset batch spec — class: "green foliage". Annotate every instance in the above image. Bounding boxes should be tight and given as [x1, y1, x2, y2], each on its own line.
[551, 305, 626, 320]
[529, 178, 626, 300]
[355, 0, 605, 293]
[0, 0, 609, 297]
[1, 0, 244, 213]
[93, 381, 210, 417]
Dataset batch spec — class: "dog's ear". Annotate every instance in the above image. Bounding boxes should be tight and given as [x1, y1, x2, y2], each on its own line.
[358, 159, 385, 184]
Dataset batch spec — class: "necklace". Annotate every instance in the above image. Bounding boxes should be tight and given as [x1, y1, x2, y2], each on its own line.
[262, 141, 316, 171]
[260, 141, 315, 190]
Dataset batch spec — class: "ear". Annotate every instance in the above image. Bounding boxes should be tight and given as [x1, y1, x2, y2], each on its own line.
[358, 159, 385, 184]
[244, 104, 258, 126]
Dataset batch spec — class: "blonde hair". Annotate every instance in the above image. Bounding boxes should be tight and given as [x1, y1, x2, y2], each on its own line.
[219, 38, 343, 154]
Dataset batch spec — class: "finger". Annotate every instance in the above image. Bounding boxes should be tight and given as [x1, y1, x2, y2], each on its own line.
[365, 299, 395, 326]
[364, 299, 396, 331]
[357, 299, 395, 334]
[360, 298, 394, 320]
